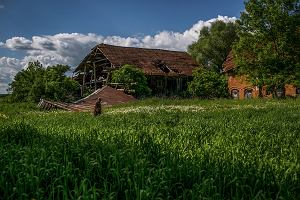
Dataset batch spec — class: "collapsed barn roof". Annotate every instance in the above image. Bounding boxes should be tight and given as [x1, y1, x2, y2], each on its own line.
[74, 44, 198, 76]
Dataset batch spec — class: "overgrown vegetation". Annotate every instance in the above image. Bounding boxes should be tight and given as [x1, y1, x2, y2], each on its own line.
[8, 61, 80, 102]
[233, 0, 300, 96]
[188, 68, 228, 99]
[0, 99, 299, 199]
[111, 64, 151, 97]
[188, 0, 299, 99]
[187, 20, 237, 98]
[188, 20, 238, 72]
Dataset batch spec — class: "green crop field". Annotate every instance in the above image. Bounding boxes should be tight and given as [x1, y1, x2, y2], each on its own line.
[0, 99, 300, 199]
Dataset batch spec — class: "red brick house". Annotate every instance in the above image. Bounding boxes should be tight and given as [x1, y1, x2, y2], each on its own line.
[223, 51, 299, 99]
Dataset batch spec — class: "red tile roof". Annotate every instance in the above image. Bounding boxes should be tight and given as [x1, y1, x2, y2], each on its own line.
[75, 85, 136, 106]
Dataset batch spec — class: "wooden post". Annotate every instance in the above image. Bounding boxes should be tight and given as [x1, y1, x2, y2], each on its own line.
[93, 62, 97, 91]
[106, 72, 111, 86]
[179, 77, 182, 92]
[164, 76, 167, 95]
[81, 65, 87, 97]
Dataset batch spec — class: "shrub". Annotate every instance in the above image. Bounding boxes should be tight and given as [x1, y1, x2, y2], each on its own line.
[188, 68, 228, 98]
[111, 64, 151, 97]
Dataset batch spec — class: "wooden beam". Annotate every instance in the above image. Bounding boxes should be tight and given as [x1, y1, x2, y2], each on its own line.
[96, 62, 110, 68]
[81, 65, 87, 97]
[93, 58, 108, 63]
[93, 62, 97, 91]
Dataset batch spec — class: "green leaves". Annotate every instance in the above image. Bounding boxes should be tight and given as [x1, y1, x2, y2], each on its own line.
[188, 68, 228, 99]
[8, 61, 80, 102]
[188, 20, 238, 72]
[233, 0, 300, 95]
[111, 64, 151, 97]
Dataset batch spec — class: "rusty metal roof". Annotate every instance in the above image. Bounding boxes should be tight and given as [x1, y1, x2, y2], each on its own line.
[75, 44, 198, 76]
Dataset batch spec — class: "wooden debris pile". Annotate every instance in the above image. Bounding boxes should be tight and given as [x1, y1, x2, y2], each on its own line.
[37, 86, 136, 112]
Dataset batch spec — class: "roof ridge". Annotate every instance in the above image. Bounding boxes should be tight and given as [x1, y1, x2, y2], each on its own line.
[97, 43, 189, 54]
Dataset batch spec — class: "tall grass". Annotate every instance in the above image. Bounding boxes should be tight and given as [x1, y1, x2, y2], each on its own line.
[0, 99, 299, 199]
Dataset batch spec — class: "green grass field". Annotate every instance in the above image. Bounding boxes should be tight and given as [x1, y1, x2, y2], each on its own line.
[0, 99, 300, 199]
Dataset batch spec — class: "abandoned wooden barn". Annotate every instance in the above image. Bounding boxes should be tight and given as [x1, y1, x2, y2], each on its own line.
[73, 44, 198, 96]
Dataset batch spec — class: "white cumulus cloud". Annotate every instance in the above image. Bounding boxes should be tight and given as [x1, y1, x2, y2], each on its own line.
[0, 57, 24, 93]
[0, 15, 236, 93]
[5, 37, 32, 50]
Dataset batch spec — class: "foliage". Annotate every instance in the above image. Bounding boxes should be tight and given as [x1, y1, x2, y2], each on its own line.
[8, 61, 44, 102]
[44, 65, 80, 101]
[111, 64, 151, 97]
[188, 68, 228, 98]
[0, 99, 300, 199]
[233, 0, 300, 96]
[8, 61, 80, 102]
[188, 20, 238, 72]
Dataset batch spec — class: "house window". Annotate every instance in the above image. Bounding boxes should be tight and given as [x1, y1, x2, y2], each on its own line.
[244, 89, 253, 99]
[231, 89, 239, 99]
[276, 89, 283, 98]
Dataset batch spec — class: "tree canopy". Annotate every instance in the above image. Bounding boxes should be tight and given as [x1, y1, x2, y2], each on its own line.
[188, 20, 238, 72]
[8, 61, 80, 102]
[111, 64, 151, 97]
[233, 0, 300, 96]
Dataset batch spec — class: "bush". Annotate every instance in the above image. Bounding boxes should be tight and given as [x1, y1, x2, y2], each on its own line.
[111, 64, 151, 97]
[188, 68, 228, 98]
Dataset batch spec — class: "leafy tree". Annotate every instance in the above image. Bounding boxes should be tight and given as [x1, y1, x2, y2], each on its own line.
[233, 0, 300, 97]
[111, 64, 151, 97]
[188, 20, 238, 72]
[8, 61, 80, 102]
[44, 65, 79, 101]
[9, 61, 45, 102]
[188, 68, 228, 99]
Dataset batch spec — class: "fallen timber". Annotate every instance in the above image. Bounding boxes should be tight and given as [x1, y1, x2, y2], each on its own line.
[38, 99, 74, 111]
[37, 86, 136, 112]
[37, 99, 93, 112]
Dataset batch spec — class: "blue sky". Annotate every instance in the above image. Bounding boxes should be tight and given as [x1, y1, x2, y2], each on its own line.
[0, 0, 244, 93]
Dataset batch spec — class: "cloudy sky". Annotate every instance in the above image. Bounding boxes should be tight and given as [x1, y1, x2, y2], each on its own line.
[0, 0, 244, 94]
